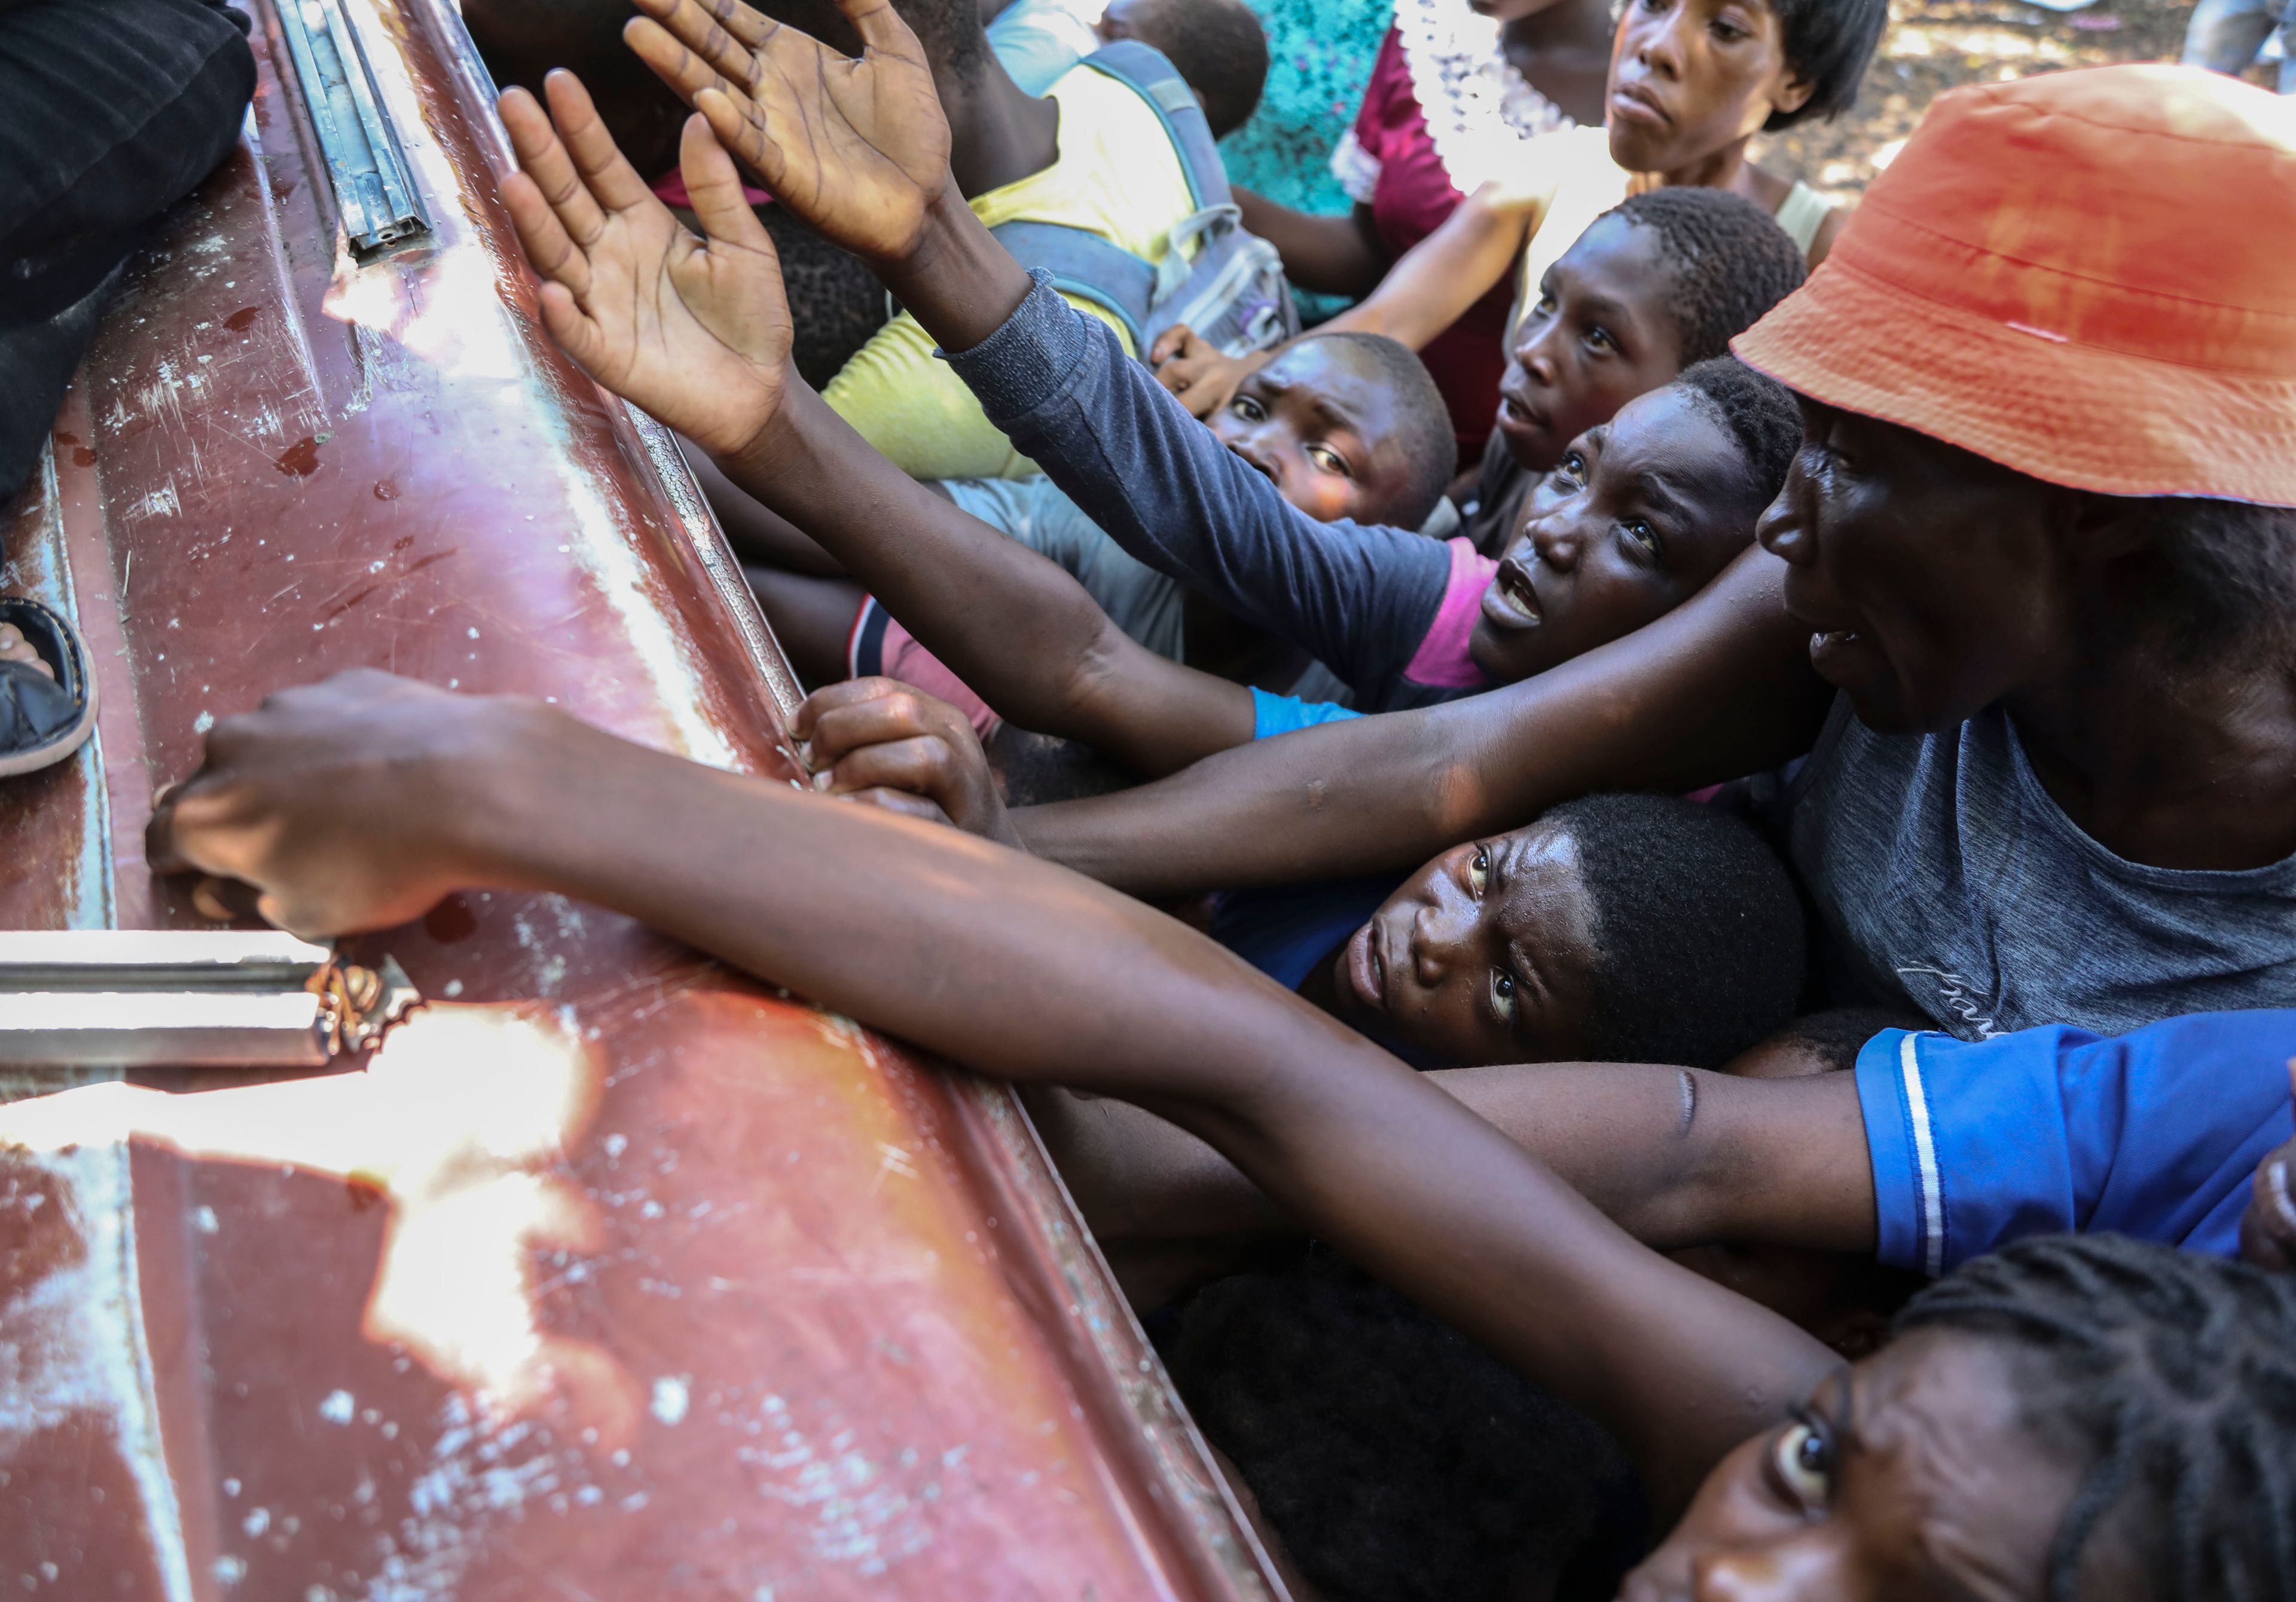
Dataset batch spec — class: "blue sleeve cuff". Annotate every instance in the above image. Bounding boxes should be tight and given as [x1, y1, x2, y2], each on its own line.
[939, 269, 1097, 430]
[1855, 1028, 1943, 1277]
[1251, 687, 1364, 741]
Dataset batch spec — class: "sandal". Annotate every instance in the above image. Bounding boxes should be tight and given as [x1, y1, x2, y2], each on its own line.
[0, 597, 96, 778]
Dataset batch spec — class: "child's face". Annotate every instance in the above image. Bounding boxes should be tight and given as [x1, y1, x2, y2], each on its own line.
[1496, 215, 1687, 473]
[1604, 0, 1813, 178]
[1470, 384, 1764, 684]
[1209, 340, 1419, 527]
[1329, 823, 1602, 1066]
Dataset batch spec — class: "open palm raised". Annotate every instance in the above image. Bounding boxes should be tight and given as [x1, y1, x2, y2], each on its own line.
[498, 74, 791, 461]
[624, 0, 952, 265]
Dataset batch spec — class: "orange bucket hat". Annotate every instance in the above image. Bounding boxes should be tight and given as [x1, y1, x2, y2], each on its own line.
[1733, 65, 2296, 505]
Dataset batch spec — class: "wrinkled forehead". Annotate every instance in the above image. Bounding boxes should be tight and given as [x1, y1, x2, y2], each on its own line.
[1256, 338, 1392, 433]
[1546, 212, 1675, 310]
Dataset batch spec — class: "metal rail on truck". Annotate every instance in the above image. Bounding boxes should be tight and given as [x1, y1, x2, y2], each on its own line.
[271, 0, 429, 257]
[0, 0, 1285, 1593]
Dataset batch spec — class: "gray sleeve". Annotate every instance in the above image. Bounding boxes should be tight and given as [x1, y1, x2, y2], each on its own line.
[942, 273, 1453, 698]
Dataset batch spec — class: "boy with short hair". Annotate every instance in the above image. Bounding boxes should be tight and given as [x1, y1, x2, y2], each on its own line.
[750, 325, 1455, 698]
[759, 188, 1806, 750]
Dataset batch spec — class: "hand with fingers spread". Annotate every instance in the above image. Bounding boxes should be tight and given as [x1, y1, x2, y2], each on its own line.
[623, 0, 951, 267]
[796, 677, 1021, 848]
[1146, 326, 1264, 423]
[499, 73, 790, 460]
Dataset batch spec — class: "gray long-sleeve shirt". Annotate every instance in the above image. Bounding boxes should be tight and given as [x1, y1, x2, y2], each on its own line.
[944, 272, 1486, 712]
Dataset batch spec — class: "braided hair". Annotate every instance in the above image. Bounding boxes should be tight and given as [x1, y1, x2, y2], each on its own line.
[1897, 1235, 2296, 1601]
[1607, 189, 1808, 369]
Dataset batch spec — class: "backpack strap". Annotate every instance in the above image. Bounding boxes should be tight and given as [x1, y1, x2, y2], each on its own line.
[987, 219, 1155, 348]
[1073, 39, 1231, 212]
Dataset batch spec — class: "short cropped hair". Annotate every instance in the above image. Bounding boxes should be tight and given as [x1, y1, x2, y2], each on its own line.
[1553, 793, 1807, 1069]
[1293, 330, 1456, 529]
[1608, 188, 1808, 366]
[1119, 0, 1270, 137]
[2115, 495, 2296, 669]
[1675, 356, 1803, 510]
[1766, 0, 1889, 129]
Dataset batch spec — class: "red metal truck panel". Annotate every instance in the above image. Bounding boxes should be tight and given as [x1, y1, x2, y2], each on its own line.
[0, 2, 1280, 1596]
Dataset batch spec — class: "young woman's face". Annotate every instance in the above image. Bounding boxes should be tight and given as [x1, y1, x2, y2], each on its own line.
[1605, 0, 1812, 178]
[1758, 400, 2080, 735]
[1497, 215, 1687, 473]
[1210, 340, 1419, 527]
[1471, 385, 1766, 684]
[1329, 823, 1602, 1066]
[1621, 1333, 2086, 1601]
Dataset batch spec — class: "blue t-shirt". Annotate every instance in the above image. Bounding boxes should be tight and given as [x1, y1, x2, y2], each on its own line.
[1857, 1010, 2296, 1276]
[1211, 692, 1384, 988]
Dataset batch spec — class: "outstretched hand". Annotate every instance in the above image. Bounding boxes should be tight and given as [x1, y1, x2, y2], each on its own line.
[499, 74, 790, 460]
[624, 0, 951, 267]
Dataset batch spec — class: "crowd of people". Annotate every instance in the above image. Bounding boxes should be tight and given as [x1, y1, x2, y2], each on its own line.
[8, 0, 2296, 1594]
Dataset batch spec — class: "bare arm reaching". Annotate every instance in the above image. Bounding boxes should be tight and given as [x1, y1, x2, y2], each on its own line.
[616, 0, 1834, 897]
[1042, 1060, 1876, 1254]
[499, 73, 1253, 777]
[1011, 543, 1830, 896]
[147, 669, 1839, 1520]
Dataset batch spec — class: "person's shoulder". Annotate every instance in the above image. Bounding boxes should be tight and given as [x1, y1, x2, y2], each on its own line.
[1473, 125, 1616, 213]
[988, 60, 1192, 219]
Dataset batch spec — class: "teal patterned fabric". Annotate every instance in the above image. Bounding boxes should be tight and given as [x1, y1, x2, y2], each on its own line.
[1218, 0, 1393, 218]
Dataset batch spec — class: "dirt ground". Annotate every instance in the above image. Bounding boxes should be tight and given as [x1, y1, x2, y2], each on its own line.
[1754, 0, 2269, 200]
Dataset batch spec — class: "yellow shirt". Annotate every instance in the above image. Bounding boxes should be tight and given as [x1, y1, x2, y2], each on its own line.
[823, 63, 1199, 481]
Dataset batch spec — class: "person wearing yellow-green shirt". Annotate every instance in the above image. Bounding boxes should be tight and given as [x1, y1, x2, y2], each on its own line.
[780, 0, 1235, 483]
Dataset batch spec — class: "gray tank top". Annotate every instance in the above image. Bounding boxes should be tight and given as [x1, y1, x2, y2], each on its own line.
[1785, 696, 2296, 1040]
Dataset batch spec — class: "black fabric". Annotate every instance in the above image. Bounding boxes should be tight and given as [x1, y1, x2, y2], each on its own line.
[0, 597, 88, 756]
[1169, 1246, 1647, 1602]
[0, 264, 123, 502]
[0, 658, 77, 750]
[0, 0, 253, 501]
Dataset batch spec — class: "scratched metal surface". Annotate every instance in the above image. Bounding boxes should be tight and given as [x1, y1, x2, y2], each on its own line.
[0, 1, 1279, 1597]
